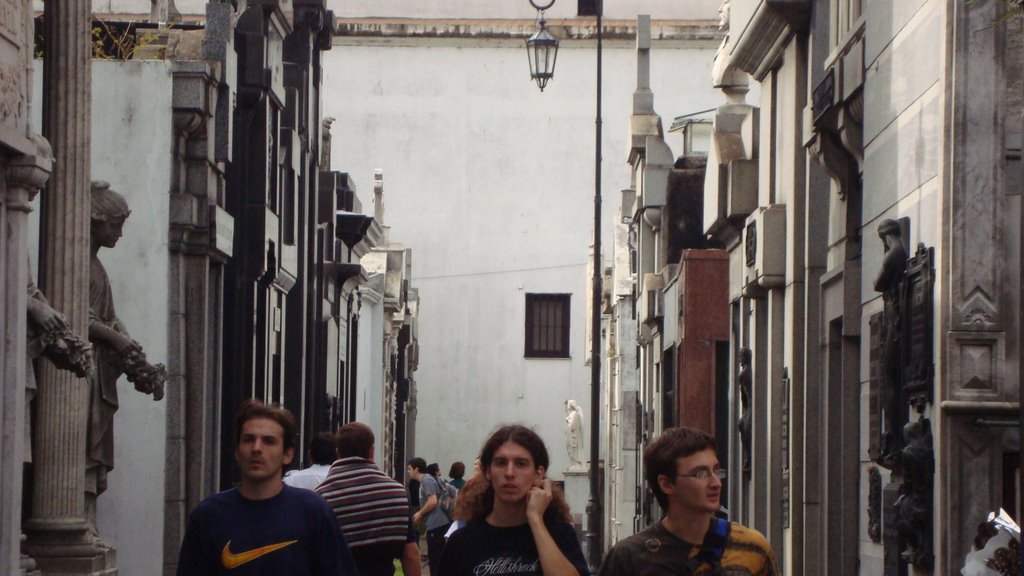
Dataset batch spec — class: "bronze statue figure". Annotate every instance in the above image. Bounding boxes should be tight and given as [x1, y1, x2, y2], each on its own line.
[737, 347, 752, 472]
[873, 219, 907, 469]
[893, 416, 934, 570]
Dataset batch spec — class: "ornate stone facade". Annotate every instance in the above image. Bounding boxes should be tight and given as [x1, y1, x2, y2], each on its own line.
[11, 2, 422, 574]
[699, 0, 1023, 574]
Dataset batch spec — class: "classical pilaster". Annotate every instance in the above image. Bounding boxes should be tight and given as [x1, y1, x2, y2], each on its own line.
[164, 60, 231, 576]
[3, 146, 51, 576]
[940, 1, 1021, 571]
[25, 2, 114, 573]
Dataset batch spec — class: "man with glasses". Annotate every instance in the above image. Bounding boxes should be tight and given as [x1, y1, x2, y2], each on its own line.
[598, 426, 779, 575]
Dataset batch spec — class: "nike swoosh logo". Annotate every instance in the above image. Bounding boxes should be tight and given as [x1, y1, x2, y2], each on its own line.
[221, 540, 298, 569]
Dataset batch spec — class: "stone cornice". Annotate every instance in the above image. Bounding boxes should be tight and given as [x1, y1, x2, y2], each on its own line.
[360, 275, 384, 304]
[5, 139, 53, 203]
[60, 12, 722, 50]
[332, 17, 722, 48]
[171, 61, 216, 121]
[729, 0, 809, 81]
[73, 12, 722, 43]
[354, 220, 385, 258]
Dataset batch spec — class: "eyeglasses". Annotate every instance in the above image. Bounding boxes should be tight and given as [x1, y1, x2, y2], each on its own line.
[675, 468, 727, 481]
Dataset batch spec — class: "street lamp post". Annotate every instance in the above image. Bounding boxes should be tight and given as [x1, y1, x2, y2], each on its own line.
[585, 3, 604, 571]
[525, 0, 603, 570]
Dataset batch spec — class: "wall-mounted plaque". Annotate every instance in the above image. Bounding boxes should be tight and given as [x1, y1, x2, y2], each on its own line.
[902, 244, 934, 408]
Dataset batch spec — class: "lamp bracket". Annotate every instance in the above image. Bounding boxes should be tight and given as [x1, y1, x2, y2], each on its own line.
[529, 0, 556, 11]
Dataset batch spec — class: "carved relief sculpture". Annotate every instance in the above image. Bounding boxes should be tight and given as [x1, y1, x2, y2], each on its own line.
[718, 0, 730, 30]
[86, 181, 166, 539]
[867, 465, 881, 543]
[565, 399, 585, 472]
[872, 219, 907, 469]
[737, 347, 752, 472]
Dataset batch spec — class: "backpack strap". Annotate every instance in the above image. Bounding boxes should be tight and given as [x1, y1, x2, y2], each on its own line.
[703, 518, 730, 562]
[678, 518, 730, 576]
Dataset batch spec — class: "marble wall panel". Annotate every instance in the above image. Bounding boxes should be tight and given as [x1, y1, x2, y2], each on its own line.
[863, 0, 931, 65]
[729, 245, 744, 302]
[863, 6, 941, 146]
[862, 86, 940, 227]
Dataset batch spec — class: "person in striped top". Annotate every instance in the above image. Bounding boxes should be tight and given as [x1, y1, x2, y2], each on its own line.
[316, 422, 421, 576]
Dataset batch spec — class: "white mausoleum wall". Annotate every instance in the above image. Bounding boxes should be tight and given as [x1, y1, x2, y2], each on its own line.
[78, 0, 722, 21]
[322, 37, 721, 478]
[327, 0, 720, 20]
[355, 273, 387, 465]
[31, 59, 172, 576]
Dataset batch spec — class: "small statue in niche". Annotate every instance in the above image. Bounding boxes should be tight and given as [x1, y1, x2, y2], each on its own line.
[321, 116, 335, 169]
[565, 399, 585, 472]
[736, 347, 752, 472]
[86, 181, 166, 540]
[873, 219, 908, 469]
[893, 415, 934, 570]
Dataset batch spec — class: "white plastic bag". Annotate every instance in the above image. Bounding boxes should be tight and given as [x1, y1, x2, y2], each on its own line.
[962, 509, 1021, 576]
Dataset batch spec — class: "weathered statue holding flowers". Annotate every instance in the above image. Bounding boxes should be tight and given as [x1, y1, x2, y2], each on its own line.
[86, 180, 165, 539]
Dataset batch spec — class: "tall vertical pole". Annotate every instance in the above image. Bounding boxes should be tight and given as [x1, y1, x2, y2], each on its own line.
[586, 0, 604, 572]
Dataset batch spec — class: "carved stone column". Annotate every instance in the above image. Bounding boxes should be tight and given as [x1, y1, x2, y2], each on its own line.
[25, 2, 114, 573]
[3, 148, 51, 576]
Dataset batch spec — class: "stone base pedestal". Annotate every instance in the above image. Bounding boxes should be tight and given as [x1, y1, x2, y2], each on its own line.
[563, 470, 589, 553]
[27, 547, 116, 576]
[24, 523, 117, 576]
[563, 469, 589, 516]
[21, 533, 42, 576]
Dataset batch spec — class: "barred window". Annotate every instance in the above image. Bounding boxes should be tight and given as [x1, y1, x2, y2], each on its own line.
[578, 0, 598, 16]
[525, 294, 571, 358]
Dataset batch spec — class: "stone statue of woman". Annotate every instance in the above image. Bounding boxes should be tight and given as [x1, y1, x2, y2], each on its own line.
[565, 399, 585, 472]
[86, 181, 166, 539]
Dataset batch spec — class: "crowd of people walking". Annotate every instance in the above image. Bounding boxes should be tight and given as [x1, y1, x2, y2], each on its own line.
[174, 399, 780, 575]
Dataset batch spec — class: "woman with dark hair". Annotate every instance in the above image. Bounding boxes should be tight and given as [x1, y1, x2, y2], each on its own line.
[448, 461, 467, 490]
[437, 425, 588, 575]
[427, 462, 441, 478]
